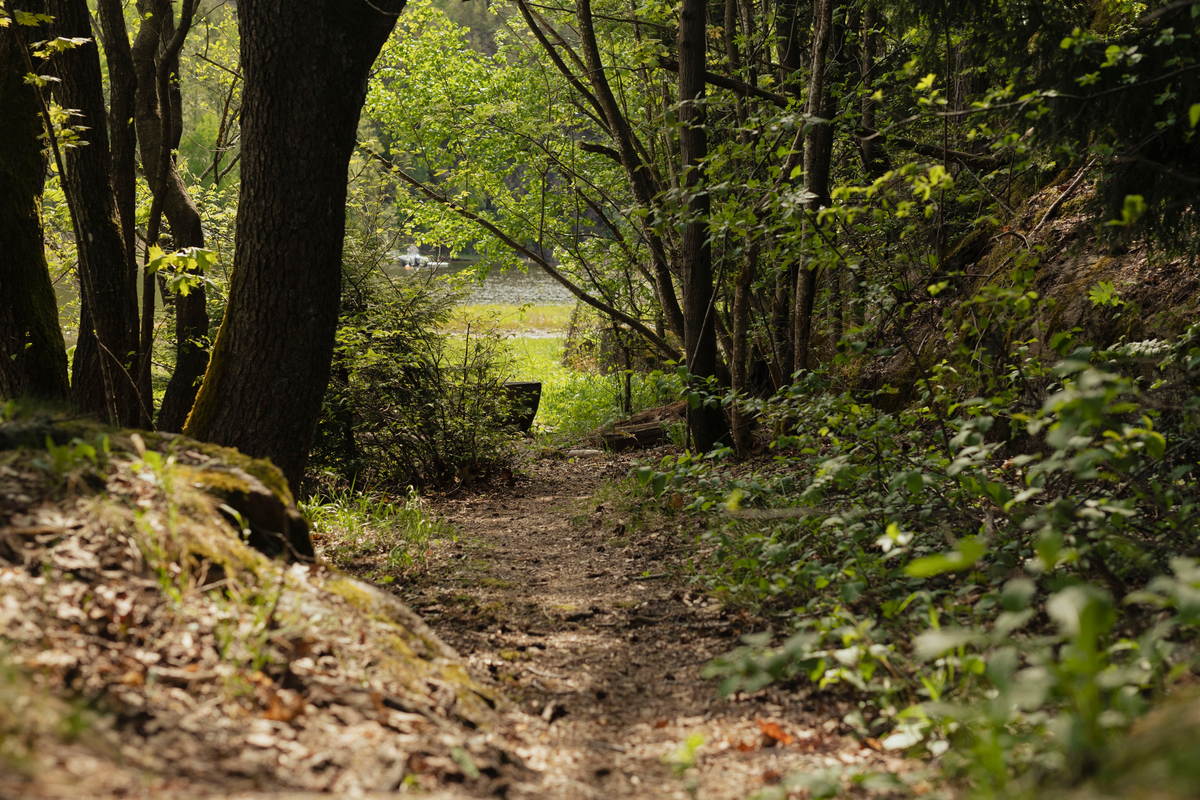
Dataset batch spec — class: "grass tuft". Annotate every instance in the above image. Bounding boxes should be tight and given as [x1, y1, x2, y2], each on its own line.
[303, 487, 454, 579]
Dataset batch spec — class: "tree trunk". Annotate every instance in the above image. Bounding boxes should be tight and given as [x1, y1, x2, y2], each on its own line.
[776, 0, 806, 96]
[183, 0, 406, 492]
[730, 241, 759, 455]
[132, 0, 209, 432]
[795, 0, 835, 373]
[0, 26, 70, 402]
[857, 2, 890, 179]
[678, 0, 728, 453]
[45, 0, 141, 425]
[95, 0, 138, 307]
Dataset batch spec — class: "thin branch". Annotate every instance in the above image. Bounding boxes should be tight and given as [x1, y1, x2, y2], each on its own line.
[361, 145, 681, 360]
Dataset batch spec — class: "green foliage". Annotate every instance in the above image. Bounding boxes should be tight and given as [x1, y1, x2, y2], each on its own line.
[309, 274, 515, 491]
[307, 167, 517, 491]
[146, 245, 219, 297]
[650, 288, 1200, 794]
[509, 336, 681, 440]
[303, 486, 453, 580]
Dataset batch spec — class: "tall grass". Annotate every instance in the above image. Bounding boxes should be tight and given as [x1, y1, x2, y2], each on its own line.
[508, 337, 681, 441]
[302, 487, 453, 579]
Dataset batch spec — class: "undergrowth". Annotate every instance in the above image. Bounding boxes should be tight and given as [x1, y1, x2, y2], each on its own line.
[633, 278, 1200, 797]
[303, 486, 454, 582]
[509, 336, 682, 441]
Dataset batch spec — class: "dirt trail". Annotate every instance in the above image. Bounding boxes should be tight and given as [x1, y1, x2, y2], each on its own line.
[406, 450, 916, 800]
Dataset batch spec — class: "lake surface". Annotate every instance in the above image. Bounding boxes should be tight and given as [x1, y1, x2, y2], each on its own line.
[390, 259, 576, 306]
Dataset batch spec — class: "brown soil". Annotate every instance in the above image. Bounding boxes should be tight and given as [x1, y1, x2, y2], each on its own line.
[0, 423, 923, 799]
[394, 448, 925, 800]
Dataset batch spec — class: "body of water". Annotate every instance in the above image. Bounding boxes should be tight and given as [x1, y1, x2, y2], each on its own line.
[390, 259, 576, 306]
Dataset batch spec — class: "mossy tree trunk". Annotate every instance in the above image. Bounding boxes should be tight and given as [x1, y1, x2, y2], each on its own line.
[183, 0, 406, 491]
[0, 26, 70, 402]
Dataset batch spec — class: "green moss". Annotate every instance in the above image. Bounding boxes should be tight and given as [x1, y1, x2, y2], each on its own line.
[183, 440, 294, 504]
[327, 576, 378, 610]
[181, 310, 232, 443]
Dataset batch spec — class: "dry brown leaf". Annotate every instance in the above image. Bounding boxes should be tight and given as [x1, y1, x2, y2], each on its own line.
[263, 690, 306, 722]
[118, 670, 144, 687]
[758, 719, 794, 746]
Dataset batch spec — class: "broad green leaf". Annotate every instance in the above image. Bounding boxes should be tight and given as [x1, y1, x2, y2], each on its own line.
[904, 537, 987, 578]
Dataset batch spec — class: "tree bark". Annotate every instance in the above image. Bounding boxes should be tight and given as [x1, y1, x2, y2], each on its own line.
[44, 0, 141, 425]
[95, 0, 138, 305]
[776, 0, 806, 96]
[183, 0, 406, 492]
[730, 241, 759, 455]
[0, 25, 70, 402]
[132, 0, 209, 433]
[678, 0, 728, 452]
[857, 2, 889, 179]
[794, 0, 835, 373]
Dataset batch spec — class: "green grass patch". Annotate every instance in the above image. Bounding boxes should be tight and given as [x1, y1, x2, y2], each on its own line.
[507, 336, 681, 441]
[303, 487, 454, 579]
[445, 304, 573, 335]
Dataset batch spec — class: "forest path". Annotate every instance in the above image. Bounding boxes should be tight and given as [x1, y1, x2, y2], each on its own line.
[405, 450, 910, 799]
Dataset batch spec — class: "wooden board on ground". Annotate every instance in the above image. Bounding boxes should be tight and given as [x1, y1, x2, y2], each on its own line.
[596, 402, 686, 451]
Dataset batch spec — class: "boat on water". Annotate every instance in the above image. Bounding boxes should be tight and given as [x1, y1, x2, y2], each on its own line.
[397, 244, 430, 269]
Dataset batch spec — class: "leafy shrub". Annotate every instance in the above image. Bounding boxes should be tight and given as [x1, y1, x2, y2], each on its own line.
[638, 287, 1200, 794]
[307, 272, 516, 492]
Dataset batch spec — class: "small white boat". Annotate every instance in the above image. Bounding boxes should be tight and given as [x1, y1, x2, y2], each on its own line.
[397, 244, 429, 269]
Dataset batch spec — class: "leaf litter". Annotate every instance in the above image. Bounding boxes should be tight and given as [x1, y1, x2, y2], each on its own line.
[369, 447, 932, 799]
[0, 416, 523, 799]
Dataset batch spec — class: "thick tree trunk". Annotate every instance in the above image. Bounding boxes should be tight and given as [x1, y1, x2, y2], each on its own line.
[96, 0, 138, 301]
[97, 0, 151, 427]
[0, 28, 70, 401]
[132, 0, 209, 432]
[183, 0, 405, 491]
[678, 0, 728, 453]
[46, 0, 141, 425]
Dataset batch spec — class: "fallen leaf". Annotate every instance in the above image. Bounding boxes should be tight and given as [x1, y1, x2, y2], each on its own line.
[653, 718, 670, 729]
[263, 689, 305, 722]
[758, 719, 794, 746]
[735, 739, 757, 752]
[118, 670, 144, 687]
[762, 769, 782, 785]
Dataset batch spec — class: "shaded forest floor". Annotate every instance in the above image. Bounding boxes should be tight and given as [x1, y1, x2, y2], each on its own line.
[363, 448, 929, 799]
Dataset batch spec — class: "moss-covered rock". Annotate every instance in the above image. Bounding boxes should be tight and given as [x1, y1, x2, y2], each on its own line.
[0, 409, 314, 562]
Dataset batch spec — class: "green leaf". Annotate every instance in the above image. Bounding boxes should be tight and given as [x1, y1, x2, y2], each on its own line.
[904, 537, 987, 578]
[1190, 103, 1200, 128]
